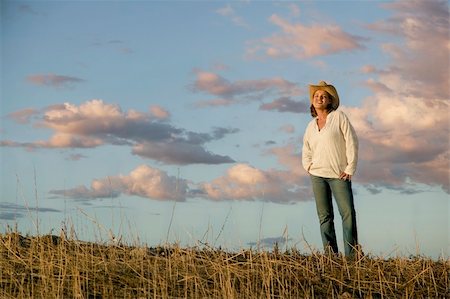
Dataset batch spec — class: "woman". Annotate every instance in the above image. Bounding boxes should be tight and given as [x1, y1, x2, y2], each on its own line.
[302, 81, 359, 257]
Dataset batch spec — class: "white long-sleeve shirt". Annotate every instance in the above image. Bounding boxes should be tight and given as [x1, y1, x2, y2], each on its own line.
[302, 110, 358, 178]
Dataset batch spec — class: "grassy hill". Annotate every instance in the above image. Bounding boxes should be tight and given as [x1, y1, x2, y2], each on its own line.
[1, 232, 448, 298]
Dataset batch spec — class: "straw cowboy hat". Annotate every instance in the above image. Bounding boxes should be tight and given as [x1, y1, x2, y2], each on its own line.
[309, 81, 339, 109]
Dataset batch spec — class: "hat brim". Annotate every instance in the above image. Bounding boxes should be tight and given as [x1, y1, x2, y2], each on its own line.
[309, 84, 339, 109]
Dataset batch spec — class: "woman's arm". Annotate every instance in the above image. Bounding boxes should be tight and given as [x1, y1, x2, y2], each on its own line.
[302, 126, 313, 173]
[340, 112, 359, 175]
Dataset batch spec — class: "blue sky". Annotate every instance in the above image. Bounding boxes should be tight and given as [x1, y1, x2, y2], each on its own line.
[1, 0, 448, 258]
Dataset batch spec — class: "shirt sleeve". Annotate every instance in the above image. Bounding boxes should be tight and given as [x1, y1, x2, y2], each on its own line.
[302, 123, 313, 173]
[340, 112, 359, 175]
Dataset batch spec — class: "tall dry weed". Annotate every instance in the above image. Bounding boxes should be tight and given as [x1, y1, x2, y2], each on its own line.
[1, 231, 448, 298]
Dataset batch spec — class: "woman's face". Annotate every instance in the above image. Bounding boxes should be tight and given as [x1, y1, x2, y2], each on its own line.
[312, 90, 331, 110]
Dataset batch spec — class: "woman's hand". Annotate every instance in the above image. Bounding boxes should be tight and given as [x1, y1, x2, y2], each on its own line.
[339, 172, 352, 181]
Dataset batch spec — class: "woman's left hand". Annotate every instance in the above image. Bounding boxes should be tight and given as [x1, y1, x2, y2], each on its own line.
[339, 172, 352, 181]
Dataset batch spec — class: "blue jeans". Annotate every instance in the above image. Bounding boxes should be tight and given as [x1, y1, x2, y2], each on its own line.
[310, 175, 358, 257]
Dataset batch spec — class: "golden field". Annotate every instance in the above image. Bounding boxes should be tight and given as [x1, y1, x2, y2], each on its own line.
[0, 232, 448, 298]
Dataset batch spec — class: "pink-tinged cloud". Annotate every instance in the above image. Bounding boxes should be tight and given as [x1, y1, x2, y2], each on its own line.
[1, 100, 237, 165]
[360, 65, 377, 74]
[342, 96, 449, 193]
[247, 14, 366, 60]
[41, 133, 104, 148]
[0, 135, 103, 149]
[266, 143, 309, 180]
[363, 79, 392, 94]
[191, 70, 301, 107]
[366, 0, 449, 99]
[150, 105, 170, 120]
[27, 73, 85, 88]
[7, 108, 39, 124]
[201, 142, 310, 202]
[332, 0, 450, 193]
[50, 161, 311, 202]
[198, 163, 311, 203]
[50, 165, 188, 201]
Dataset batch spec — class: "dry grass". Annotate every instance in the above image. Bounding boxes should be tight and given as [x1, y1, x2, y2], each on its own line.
[0, 231, 448, 299]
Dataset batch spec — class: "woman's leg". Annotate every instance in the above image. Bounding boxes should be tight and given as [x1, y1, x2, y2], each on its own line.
[310, 175, 338, 254]
[329, 178, 358, 257]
